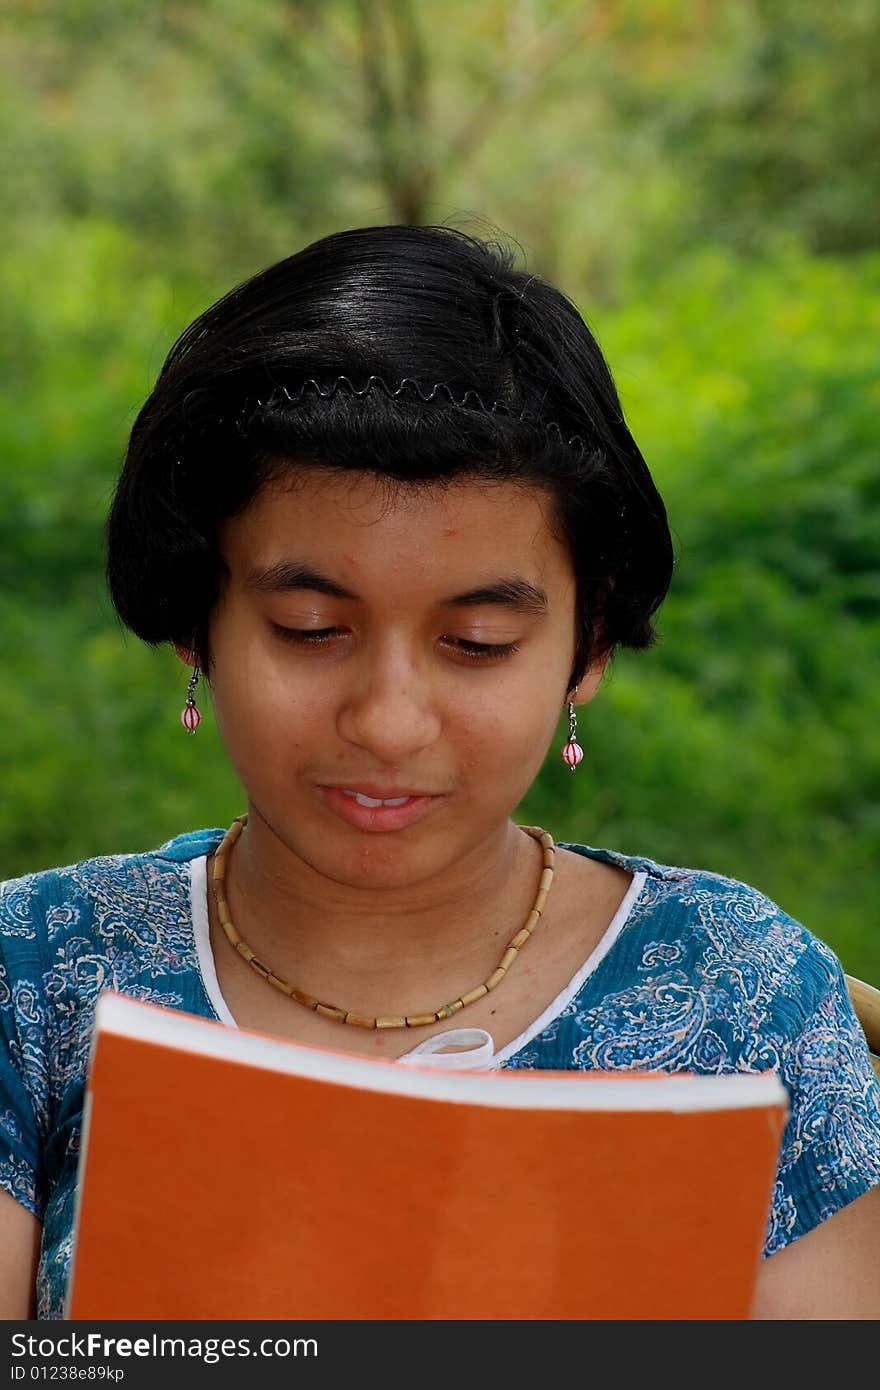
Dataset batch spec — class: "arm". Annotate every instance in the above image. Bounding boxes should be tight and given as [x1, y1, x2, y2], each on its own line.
[0, 875, 53, 1320]
[0, 1187, 41, 1319]
[751, 1181, 880, 1319]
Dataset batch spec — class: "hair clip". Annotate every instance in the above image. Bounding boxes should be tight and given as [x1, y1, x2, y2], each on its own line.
[253, 372, 589, 454]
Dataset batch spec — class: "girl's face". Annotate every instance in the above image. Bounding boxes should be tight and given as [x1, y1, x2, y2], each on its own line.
[198, 468, 605, 890]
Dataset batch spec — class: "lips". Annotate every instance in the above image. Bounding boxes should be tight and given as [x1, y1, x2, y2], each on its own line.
[318, 784, 445, 833]
[339, 784, 437, 804]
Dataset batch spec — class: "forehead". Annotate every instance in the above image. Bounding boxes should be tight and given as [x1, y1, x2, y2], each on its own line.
[221, 468, 572, 586]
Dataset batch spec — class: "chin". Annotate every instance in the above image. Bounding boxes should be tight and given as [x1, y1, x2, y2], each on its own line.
[298, 827, 457, 892]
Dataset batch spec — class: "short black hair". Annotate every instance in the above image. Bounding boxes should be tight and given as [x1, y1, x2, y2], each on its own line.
[105, 223, 674, 689]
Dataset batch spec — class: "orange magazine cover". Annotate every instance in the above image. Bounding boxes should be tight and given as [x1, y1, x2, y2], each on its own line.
[66, 991, 788, 1320]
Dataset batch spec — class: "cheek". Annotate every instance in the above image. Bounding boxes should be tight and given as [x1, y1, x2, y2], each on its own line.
[450, 683, 559, 778]
[207, 624, 311, 757]
[210, 612, 307, 714]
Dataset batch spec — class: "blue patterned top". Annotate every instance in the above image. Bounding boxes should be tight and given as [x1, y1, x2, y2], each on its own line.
[1, 827, 879, 1320]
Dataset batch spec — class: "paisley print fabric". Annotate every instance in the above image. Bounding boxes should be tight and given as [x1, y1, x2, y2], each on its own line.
[1, 828, 878, 1320]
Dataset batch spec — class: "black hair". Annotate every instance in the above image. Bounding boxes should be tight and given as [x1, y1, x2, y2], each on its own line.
[105, 223, 674, 689]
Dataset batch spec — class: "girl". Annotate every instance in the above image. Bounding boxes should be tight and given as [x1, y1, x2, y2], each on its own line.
[2, 224, 878, 1319]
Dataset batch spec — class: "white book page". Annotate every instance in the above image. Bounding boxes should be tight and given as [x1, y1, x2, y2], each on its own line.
[93, 990, 788, 1114]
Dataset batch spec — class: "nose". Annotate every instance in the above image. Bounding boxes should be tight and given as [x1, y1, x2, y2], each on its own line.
[336, 643, 442, 763]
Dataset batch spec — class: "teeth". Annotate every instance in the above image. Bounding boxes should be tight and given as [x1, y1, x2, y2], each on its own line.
[343, 790, 412, 808]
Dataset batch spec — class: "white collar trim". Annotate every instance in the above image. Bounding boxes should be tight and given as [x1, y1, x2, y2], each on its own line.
[491, 868, 647, 1065]
[189, 853, 238, 1027]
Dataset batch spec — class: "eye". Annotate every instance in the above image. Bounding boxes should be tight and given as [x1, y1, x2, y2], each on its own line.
[271, 624, 345, 646]
[441, 637, 521, 661]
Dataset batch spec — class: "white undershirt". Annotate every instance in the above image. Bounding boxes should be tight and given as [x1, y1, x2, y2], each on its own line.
[188, 854, 647, 1071]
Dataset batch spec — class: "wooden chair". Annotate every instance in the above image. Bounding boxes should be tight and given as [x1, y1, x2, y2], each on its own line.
[846, 975, 880, 1081]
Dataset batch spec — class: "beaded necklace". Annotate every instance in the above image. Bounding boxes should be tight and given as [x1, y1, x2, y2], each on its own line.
[210, 813, 556, 1030]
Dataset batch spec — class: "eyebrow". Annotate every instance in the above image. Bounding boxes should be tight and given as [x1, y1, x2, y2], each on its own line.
[245, 561, 353, 600]
[446, 579, 549, 616]
[243, 561, 549, 615]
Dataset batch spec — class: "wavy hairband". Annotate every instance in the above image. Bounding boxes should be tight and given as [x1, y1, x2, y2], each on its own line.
[244, 373, 588, 455]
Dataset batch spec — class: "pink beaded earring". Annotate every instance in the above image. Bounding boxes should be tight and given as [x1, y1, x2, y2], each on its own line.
[181, 663, 202, 734]
[561, 699, 584, 771]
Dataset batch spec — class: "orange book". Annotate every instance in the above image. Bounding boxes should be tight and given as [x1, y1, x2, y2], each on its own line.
[66, 991, 788, 1320]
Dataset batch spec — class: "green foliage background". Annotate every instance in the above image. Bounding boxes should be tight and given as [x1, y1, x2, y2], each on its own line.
[1, 2, 878, 979]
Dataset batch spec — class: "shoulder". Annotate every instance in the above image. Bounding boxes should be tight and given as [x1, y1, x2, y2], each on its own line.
[0, 828, 226, 951]
[558, 834, 834, 1011]
[559, 841, 842, 1026]
[0, 827, 228, 1097]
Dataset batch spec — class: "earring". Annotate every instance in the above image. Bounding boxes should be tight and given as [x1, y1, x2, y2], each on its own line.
[561, 701, 584, 771]
[181, 664, 202, 734]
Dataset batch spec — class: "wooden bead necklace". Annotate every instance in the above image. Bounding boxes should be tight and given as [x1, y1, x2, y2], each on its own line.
[210, 813, 557, 1030]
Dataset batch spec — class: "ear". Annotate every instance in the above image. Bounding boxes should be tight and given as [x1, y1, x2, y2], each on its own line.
[567, 652, 610, 707]
[173, 643, 199, 668]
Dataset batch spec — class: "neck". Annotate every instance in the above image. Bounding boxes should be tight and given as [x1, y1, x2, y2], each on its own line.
[211, 807, 545, 1013]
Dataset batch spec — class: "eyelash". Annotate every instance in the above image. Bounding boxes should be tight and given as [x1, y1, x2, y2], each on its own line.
[446, 637, 521, 661]
[270, 625, 520, 662]
[272, 625, 342, 646]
